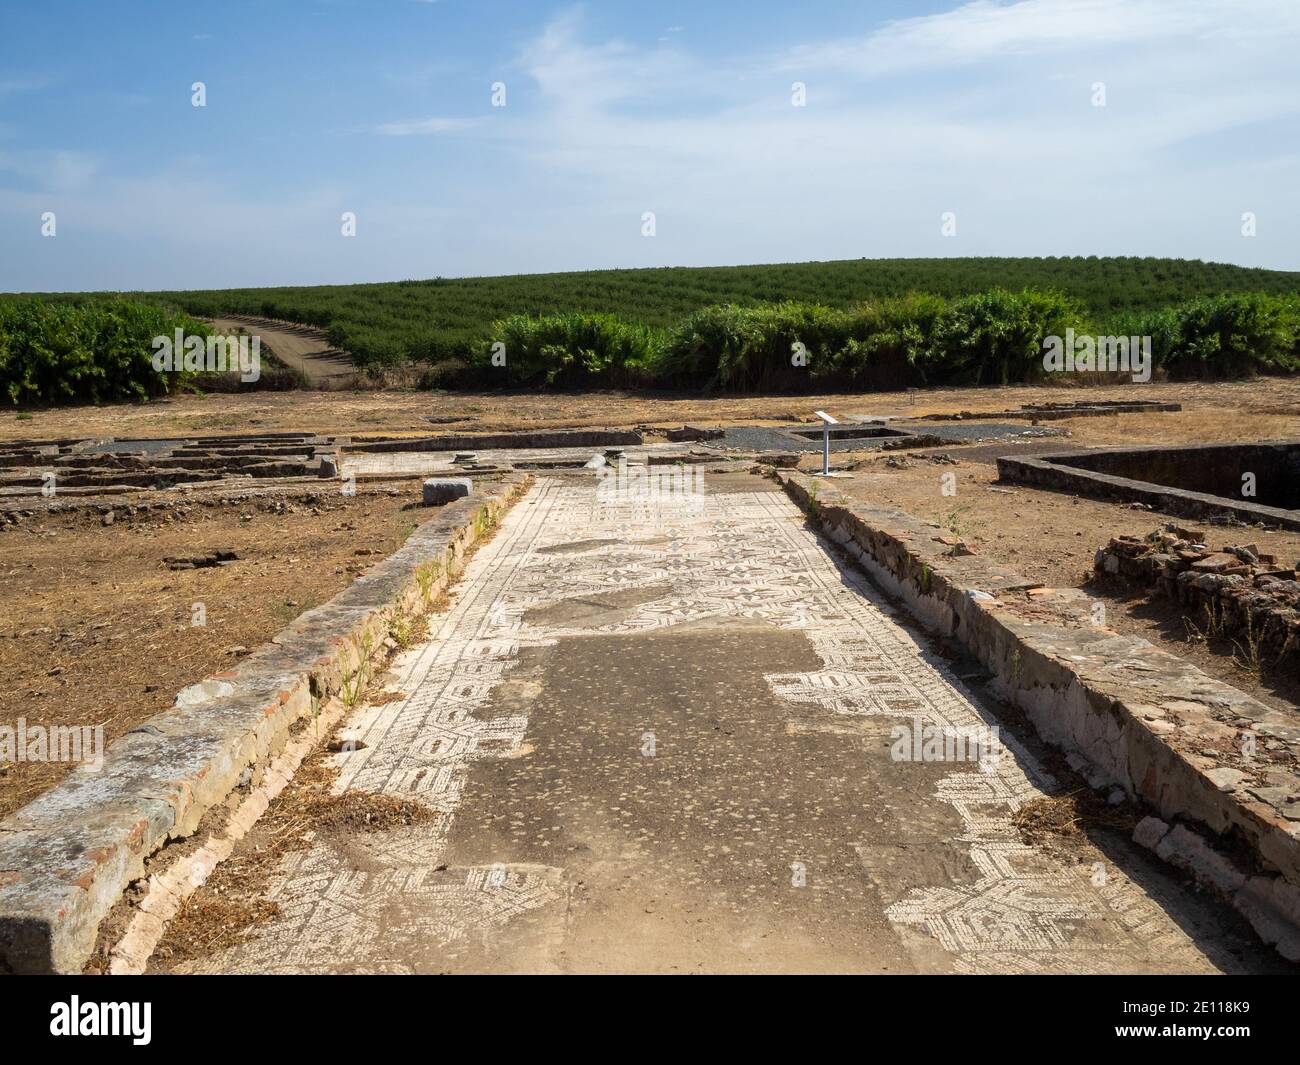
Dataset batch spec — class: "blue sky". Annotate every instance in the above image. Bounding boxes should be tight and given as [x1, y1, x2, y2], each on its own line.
[2, 0, 1298, 291]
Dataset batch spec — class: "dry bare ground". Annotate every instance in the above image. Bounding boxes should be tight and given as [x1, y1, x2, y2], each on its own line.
[0, 485, 428, 819]
[2, 376, 1297, 442]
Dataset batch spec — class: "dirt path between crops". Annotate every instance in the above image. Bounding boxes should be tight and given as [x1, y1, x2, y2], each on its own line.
[210, 316, 357, 384]
[158, 472, 1288, 974]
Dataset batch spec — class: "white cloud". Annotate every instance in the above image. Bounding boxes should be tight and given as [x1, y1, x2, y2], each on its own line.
[487, 2, 1300, 270]
[373, 116, 483, 136]
[781, 0, 1300, 77]
[518, 8, 697, 114]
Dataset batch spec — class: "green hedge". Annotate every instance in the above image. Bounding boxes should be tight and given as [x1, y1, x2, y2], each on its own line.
[924, 288, 1085, 386]
[135, 257, 1300, 364]
[470, 290, 1293, 391]
[468, 311, 660, 388]
[0, 298, 213, 406]
[1117, 293, 1300, 378]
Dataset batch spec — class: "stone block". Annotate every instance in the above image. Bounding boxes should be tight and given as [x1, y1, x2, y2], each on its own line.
[1155, 824, 1247, 895]
[423, 477, 472, 506]
[1234, 876, 1300, 962]
[1132, 815, 1170, 850]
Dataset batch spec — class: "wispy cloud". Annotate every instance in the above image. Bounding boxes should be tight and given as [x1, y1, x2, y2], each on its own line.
[518, 8, 697, 115]
[487, 1, 1300, 268]
[0, 148, 99, 191]
[780, 0, 1300, 77]
[373, 116, 483, 136]
[508, 3, 1300, 178]
[0, 74, 53, 97]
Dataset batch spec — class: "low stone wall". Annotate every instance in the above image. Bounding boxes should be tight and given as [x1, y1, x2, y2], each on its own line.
[1060, 442, 1300, 509]
[1096, 529, 1300, 669]
[0, 475, 530, 974]
[1020, 401, 1183, 420]
[0, 433, 335, 497]
[998, 444, 1300, 531]
[348, 429, 642, 453]
[780, 471, 1300, 959]
[928, 400, 1181, 421]
[666, 425, 724, 442]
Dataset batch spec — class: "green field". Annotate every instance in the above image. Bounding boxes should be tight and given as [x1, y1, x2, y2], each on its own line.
[7, 257, 1300, 403]
[118, 256, 1300, 368]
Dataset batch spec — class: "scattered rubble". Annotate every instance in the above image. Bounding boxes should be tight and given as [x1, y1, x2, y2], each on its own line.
[666, 425, 724, 442]
[1096, 526, 1300, 669]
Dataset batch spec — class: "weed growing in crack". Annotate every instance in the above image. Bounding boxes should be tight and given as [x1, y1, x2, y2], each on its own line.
[339, 665, 365, 711]
[938, 504, 973, 537]
[1232, 610, 1263, 678]
[337, 630, 377, 711]
[415, 558, 443, 606]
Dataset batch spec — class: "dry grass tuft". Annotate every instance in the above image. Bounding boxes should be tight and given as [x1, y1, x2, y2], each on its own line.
[1013, 789, 1138, 849]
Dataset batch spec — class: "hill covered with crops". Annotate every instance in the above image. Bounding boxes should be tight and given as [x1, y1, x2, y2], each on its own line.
[111, 256, 1300, 368]
[5, 257, 1300, 403]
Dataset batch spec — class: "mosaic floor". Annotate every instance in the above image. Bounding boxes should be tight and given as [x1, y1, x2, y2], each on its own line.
[175, 477, 1261, 973]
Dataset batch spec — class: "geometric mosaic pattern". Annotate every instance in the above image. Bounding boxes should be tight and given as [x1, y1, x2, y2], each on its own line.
[178, 479, 1218, 973]
[751, 540, 1215, 974]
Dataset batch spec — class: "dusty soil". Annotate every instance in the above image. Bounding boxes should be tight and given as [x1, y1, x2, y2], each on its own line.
[2, 376, 1297, 442]
[823, 423, 1300, 713]
[0, 483, 431, 819]
[4, 373, 1293, 974]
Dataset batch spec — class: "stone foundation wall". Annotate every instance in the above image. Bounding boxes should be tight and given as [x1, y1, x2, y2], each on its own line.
[1059, 442, 1300, 510]
[998, 444, 1300, 531]
[348, 429, 642, 454]
[1096, 529, 1300, 668]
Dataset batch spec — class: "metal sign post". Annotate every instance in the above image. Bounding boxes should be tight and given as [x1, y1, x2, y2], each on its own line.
[814, 410, 838, 476]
